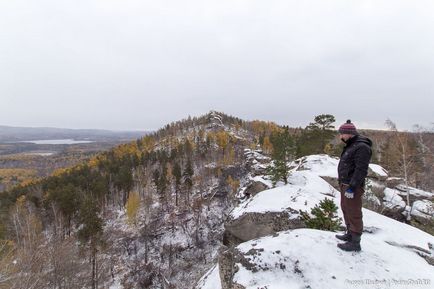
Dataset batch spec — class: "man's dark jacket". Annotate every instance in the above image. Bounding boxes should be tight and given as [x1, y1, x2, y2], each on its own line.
[338, 135, 373, 190]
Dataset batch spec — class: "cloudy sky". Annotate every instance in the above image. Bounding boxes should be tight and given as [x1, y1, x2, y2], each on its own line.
[0, 0, 433, 131]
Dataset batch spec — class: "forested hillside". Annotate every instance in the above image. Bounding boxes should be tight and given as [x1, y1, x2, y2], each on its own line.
[0, 111, 432, 289]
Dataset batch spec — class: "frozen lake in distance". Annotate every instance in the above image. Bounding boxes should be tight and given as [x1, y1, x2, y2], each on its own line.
[20, 139, 95, 145]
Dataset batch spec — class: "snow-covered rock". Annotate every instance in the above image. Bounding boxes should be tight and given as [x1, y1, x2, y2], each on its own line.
[395, 185, 434, 201]
[381, 184, 434, 222]
[222, 228, 433, 289]
[224, 171, 337, 245]
[244, 149, 271, 176]
[368, 164, 388, 181]
[294, 154, 340, 178]
[411, 200, 434, 222]
[383, 188, 406, 210]
[196, 154, 434, 289]
[294, 154, 388, 182]
[231, 171, 337, 220]
[207, 111, 224, 128]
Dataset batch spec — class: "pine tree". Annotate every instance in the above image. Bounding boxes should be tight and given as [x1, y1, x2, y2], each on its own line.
[301, 198, 341, 231]
[268, 126, 295, 186]
[297, 114, 336, 157]
[77, 196, 104, 289]
[183, 159, 194, 205]
[173, 162, 182, 206]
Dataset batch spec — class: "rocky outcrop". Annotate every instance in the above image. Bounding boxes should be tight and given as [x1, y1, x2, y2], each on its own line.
[320, 176, 339, 190]
[395, 184, 434, 201]
[244, 149, 270, 176]
[195, 154, 434, 289]
[223, 210, 304, 246]
[367, 164, 388, 181]
[242, 180, 270, 199]
[411, 200, 434, 223]
[218, 246, 246, 289]
[382, 185, 434, 222]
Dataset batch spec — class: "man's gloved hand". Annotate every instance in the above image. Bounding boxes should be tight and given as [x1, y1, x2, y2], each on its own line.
[344, 187, 354, 199]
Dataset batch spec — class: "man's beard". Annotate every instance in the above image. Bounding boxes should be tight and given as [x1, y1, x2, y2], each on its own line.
[340, 137, 347, 143]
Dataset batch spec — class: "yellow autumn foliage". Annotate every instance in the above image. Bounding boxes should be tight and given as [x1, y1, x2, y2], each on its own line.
[215, 131, 230, 152]
[126, 191, 141, 226]
[114, 143, 141, 160]
[140, 136, 156, 152]
[227, 175, 240, 194]
[262, 136, 273, 154]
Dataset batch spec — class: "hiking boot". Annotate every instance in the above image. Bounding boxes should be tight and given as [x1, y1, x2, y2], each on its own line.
[335, 231, 352, 242]
[337, 233, 361, 252]
[335, 226, 352, 242]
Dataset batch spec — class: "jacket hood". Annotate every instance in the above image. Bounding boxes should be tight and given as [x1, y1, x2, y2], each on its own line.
[354, 135, 373, 147]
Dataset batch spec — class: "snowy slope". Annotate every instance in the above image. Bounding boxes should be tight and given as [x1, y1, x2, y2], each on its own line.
[196, 154, 434, 289]
[232, 228, 433, 289]
[231, 171, 338, 220]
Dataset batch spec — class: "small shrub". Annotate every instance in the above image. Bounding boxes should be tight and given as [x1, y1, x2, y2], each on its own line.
[301, 198, 341, 231]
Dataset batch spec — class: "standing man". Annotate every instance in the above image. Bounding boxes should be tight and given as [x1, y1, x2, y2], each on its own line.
[336, 120, 372, 252]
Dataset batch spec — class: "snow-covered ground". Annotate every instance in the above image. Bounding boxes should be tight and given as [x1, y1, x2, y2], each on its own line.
[294, 154, 340, 178]
[196, 154, 434, 289]
[232, 228, 433, 289]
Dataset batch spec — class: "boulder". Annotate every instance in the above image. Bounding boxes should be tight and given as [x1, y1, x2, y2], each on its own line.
[224, 211, 304, 246]
[382, 188, 407, 221]
[411, 200, 434, 223]
[320, 176, 339, 191]
[395, 184, 434, 202]
[367, 164, 388, 181]
[243, 180, 269, 199]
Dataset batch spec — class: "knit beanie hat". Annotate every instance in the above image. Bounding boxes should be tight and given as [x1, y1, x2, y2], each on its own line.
[338, 120, 358, 135]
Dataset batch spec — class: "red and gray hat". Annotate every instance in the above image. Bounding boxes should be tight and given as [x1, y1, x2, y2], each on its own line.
[338, 120, 358, 135]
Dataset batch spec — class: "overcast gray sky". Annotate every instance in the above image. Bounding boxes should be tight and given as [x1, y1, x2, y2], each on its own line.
[1, 0, 433, 131]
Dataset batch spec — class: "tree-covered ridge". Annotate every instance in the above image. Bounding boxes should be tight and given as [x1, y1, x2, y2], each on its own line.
[0, 111, 289, 288]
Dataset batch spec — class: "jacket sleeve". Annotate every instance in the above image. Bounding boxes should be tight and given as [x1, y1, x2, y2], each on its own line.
[349, 144, 372, 190]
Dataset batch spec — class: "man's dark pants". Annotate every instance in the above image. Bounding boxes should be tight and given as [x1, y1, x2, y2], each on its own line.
[339, 183, 364, 234]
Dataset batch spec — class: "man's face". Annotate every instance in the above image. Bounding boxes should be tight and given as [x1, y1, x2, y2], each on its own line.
[339, 133, 353, 143]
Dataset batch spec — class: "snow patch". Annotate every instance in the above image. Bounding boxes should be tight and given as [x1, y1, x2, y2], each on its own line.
[369, 164, 388, 177]
[195, 264, 221, 289]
